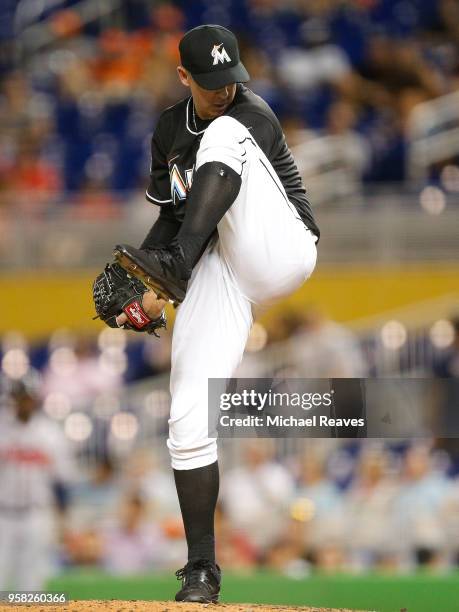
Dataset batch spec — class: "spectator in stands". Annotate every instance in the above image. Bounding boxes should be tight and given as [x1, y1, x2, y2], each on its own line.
[102, 491, 168, 574]
[268, 448, 347, 574]
[122, 448, 180, 519]
[393, 444, 451, 570]
[42, 335, 123, 404]
[344, 445, 400, 571]
[433, 317, 459, 447]
[277, 19, 352, 95]
[288, 308, 367, 378]
[278, 115, 311, 149]
[434, 317, 459, 378]
[440, 475, 459, 567]
[325, 99, 369, 176]
[0, 72, 60, 210]
[215, 504, 258, 571]
[141, 30, 185, 110]
[264, 516, 309, 574]
[312, 539, 347, 574]
[62, 455, 121, 567]
[295, 449, 344, 549]
[5, 137, 61, 214]
[70, 178, 120, 219]
[140, 331, 173, 376]
[266, 309, 306, 345]
[220, 440, 295, 554]
[439, 0, 459, 56]
[0, 72, 31, 135]
[69, 456, 121, 529]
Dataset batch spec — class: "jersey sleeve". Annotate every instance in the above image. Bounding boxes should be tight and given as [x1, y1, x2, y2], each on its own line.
[140, 205, 181, 248]
[145, 122, 172, 206]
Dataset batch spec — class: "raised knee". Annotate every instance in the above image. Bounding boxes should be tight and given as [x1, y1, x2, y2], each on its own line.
[204, 115, 248, 141]
[197, 116, 249, 175]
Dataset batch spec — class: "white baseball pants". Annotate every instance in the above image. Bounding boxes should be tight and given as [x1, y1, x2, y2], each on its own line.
[0, 510, 53, 590]
[167, 116, 317, 470]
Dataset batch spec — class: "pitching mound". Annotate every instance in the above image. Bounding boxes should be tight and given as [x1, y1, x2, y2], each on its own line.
[0, 601, 367, 612]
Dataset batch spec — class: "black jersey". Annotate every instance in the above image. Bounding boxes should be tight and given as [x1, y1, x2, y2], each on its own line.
[146, 84, 320, 240]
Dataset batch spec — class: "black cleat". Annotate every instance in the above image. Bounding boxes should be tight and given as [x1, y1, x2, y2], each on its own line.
[113, 243, 188, 306]
[175, 559, 221, 603]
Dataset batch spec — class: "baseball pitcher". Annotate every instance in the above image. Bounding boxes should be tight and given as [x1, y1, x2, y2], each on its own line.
[93, 24, 319, 603]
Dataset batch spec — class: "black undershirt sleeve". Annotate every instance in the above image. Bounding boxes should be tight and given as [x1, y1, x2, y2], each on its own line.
[175, 161, 242, 273]
[140, 205, 181, 249]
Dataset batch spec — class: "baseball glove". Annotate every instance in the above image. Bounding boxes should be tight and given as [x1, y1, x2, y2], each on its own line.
[93, 262, 166, 336]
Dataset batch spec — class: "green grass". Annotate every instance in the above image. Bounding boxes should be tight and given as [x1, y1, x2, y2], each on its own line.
[47, 570, 459, 612]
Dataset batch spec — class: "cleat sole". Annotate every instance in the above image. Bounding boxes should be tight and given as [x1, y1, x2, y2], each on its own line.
[113, 247, 185, 306]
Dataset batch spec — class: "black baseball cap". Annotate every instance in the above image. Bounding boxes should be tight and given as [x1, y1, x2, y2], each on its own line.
[179, 24, 250, 90]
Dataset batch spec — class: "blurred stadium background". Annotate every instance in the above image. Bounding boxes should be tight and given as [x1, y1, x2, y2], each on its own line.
[0, 1, 459, 610]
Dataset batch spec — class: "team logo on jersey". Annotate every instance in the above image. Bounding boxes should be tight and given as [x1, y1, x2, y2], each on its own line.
[170, 163, 194, 203]
[211, 43, 231, 65]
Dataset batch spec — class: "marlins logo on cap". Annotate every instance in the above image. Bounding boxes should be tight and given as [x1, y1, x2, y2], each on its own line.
[211, 43, 231, 65]
[179, 24, 249, 90]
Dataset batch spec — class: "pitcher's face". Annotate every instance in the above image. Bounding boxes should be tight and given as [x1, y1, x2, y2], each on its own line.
[177, 66, 237, 120]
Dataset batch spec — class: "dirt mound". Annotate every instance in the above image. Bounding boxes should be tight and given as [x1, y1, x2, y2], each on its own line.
[0, 601, 368, 612]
